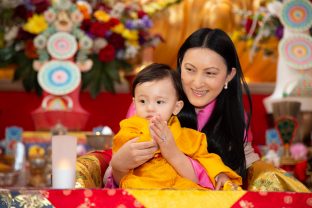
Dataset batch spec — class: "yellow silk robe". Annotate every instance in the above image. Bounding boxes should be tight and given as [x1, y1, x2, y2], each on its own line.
[113, 116, 242, 189]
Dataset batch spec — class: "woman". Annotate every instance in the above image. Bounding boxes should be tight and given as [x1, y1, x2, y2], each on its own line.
[176, 28, 256, 181]
[175, 28, 309, 191]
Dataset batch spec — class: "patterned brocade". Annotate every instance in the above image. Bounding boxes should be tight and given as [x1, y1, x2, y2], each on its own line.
[1, 188, 311, 208]
[76, 154, 102, 188]
[0, 189, 53, 208]
[75, 150, 310, 193]
[247, 160, 310, 192]
[75, 150, 112, 188]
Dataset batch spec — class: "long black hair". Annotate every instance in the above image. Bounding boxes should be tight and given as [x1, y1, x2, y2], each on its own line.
[177, 28, 252, 180]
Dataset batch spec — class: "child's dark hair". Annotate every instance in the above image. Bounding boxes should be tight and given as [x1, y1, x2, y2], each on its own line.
[132, 63, 184, 100]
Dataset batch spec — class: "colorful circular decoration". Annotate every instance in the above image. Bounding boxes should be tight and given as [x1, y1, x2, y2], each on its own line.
[280, 0, 312, 32]
[279, 34, 312, 70]
[38, 60, 81, 95]
[47, 32, 77, 60]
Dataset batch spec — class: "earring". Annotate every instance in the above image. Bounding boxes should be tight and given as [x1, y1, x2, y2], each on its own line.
[224, 82, 228, 89]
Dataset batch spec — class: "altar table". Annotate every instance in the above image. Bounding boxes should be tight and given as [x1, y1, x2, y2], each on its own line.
[0, 188, 311, 208]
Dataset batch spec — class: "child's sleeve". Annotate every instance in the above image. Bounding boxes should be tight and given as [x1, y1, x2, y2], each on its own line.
[189, 157, 214, 189]
[193, 133, 242, 187]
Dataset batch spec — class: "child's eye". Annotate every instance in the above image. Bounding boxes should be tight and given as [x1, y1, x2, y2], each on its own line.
[139, 99, 145, 104]
[157, 100, 164, 104]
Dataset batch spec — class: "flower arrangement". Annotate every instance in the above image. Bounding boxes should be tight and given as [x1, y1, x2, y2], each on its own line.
[0, 0, 181, 97]
[77, 0, 163, 96]
[0, 0, 50, 95]
[232, 0, 312, 62]
[231, 1, 284, 62]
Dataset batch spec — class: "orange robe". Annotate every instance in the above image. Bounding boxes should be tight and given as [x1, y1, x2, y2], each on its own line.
[113, 116, 242, 189]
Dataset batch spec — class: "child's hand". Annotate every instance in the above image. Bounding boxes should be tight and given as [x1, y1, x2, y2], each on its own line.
[215, 172, 230, 190]
[149, 115, 181, 162]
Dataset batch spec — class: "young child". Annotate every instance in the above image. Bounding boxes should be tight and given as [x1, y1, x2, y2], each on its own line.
[112, 63, 242, 189]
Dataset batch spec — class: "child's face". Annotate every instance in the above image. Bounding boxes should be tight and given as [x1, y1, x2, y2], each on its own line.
[134, 77, 183, 121]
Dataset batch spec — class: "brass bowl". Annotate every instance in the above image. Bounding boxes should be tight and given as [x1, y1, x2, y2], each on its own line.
[86, 134, 113, 150]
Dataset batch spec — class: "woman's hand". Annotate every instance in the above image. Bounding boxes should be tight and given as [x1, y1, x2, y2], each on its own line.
[111, 137, 158, 184]
[215, 172, 230, 190]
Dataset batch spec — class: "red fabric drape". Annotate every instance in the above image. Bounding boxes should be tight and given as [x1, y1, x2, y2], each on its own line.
[0, 91, 270, 146]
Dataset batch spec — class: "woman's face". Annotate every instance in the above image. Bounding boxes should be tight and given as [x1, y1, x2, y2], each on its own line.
[181, 48, 235, 109]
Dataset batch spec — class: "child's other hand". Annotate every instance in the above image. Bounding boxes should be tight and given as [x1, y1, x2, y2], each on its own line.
[149, 115, 181, 162]
[215, 172, 230, 190]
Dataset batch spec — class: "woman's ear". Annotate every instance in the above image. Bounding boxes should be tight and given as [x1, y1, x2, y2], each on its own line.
[173, 100, 184, 115]
[226, 67, 237, 83]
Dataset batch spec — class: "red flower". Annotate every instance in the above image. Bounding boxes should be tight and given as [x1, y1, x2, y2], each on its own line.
[137, 10, 147, 18]
[108, 33, 125, 49]
[99, 44, 115, 62]
[90, 21, 110, 37]
[81, 19, 92, 32]
[108, 18, 120, 27]
[245, 18, 253, 34]
[31, 0, 50, 14]
[25, 40, 38, 59]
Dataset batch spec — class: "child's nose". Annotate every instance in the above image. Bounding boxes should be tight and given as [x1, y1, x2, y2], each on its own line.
[146, 103, 155, 111]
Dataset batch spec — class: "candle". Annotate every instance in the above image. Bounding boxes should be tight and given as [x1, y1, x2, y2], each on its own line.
[52, 135, 77, 189]
[52, 165, 75, 189]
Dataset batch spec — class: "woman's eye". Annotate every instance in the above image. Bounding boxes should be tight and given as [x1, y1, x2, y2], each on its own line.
[205, 71, 216, 76]
[185, 67, 194, 72]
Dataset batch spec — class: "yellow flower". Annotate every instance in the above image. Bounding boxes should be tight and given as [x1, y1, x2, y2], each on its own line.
[246, 39, 254, 48]
[94, 10, 110, 22]
[230, 31, 240, 42]
[129, 11, 138, 19]
[112, 23, 125, 34]
[122, 29, 138, 41]
[23, 14, 48, 34]
[127, 40, 139, 47]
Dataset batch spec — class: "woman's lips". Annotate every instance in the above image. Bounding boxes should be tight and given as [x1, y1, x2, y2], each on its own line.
[191, 89, 207, 97]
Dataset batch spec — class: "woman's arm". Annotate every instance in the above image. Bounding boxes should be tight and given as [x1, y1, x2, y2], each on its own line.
[111, 137, 158, 185]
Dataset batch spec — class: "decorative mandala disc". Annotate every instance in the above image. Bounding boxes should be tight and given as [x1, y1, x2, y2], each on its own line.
[47, 32, 77, 60]
[280, 0, 312, 32]
[279, 34, 312, 70]
[38, 60, 81, 95]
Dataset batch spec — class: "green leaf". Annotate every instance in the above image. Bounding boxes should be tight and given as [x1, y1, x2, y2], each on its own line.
[10, 51, 42, 95]
[0, 46, 15, 66]
[105, 60, 120, 83]
[89, 59, 102, 98]
[101, 67, 115, 93]
[120, 60, 132, 71]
